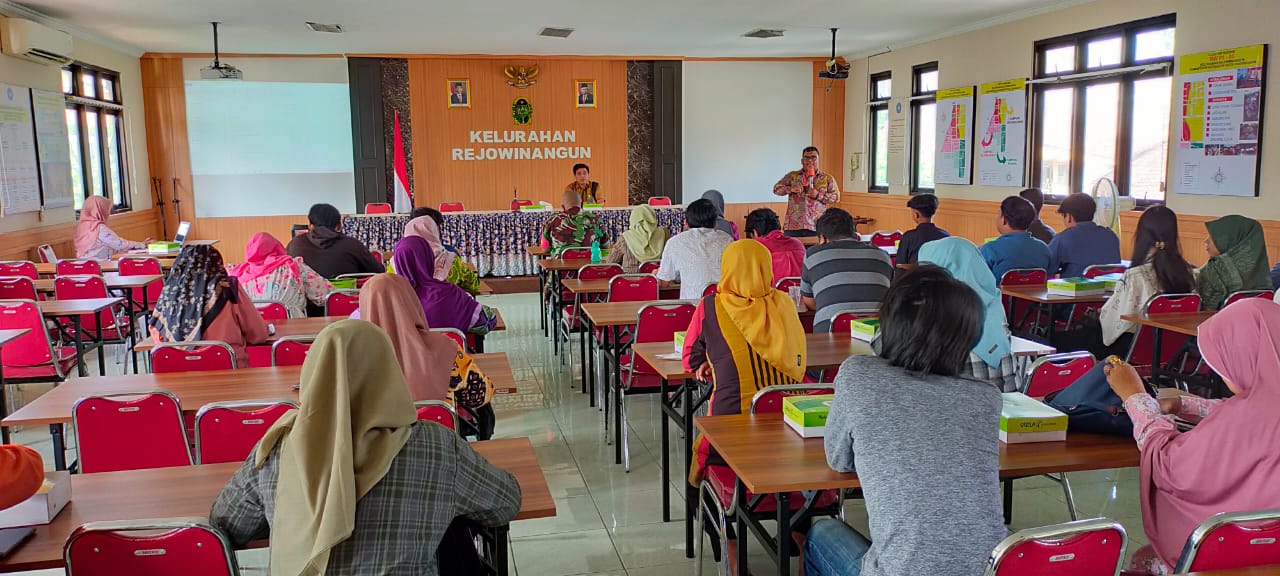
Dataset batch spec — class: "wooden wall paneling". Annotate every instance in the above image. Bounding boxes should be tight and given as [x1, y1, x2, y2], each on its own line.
[348, 58, 388, 211]
[653, 61, 682, 203]
[722, 202, 790, 233]
[140, 56, 196, 236]
[409, 58, 628, 211]
[188, 215, 307, 264]
[811, 62, 846, 185]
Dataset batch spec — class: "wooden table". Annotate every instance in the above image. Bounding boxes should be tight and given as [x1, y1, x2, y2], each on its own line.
[696, 412, 1140, 575]
[32, 272, 162, 295]
[798, 235, 821, 246]
[0, 437, 554, 575]
[2, 353, 516, 471]
[133, 316, 346, 352]
[1121, 311, 1217, 385]
[538, 256, 596, 356]
[34, 258, 175, 276]
[477, 280, 494, 295]
[526, 245, 549, 258]
[0, 328, 30, 443]
[1001, 285, 1112, 305]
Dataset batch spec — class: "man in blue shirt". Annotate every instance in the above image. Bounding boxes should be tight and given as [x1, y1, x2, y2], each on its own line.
[981, 195, 1051, 281]
[1047, 193, 1121, 277]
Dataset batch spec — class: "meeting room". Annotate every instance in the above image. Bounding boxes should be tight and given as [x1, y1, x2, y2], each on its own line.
[1, 1, 1280, 575]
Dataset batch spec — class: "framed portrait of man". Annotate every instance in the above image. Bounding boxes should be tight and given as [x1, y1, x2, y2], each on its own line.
[448, 79, 471, 108]
[575, 80, 596, 108]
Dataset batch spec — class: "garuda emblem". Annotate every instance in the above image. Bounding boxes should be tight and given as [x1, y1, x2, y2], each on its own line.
[504, 65, 539, 88]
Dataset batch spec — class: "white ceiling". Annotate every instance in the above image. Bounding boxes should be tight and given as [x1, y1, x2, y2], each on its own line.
[18, 0, 1083, 58]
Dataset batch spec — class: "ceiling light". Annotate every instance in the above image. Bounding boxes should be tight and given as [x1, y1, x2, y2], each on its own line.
[306, 22, 343, 33]
[539, 27, 575, 38]
[744, 29, 784, 39]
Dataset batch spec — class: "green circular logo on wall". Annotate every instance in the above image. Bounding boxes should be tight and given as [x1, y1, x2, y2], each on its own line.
[512, 97, 532, 125]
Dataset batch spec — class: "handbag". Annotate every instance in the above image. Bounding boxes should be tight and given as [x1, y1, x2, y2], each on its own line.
[449, 347, 495, 409]
[1044, 365, 1138, 437]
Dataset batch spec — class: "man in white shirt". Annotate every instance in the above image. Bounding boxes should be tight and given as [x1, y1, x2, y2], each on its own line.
[656, 198, 733, 300]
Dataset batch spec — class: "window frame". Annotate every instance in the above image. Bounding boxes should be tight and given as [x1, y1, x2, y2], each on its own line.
[868, 71, 892, 194]
[1028, 14, 1176, 206]
[910, 62, 939, 195]
[62, 62, 130, 212]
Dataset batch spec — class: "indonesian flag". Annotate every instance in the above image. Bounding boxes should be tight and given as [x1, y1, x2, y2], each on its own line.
[392, 110, 412, 213]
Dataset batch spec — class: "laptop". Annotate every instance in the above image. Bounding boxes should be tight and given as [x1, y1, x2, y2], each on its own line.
[173, 221, 191, 245]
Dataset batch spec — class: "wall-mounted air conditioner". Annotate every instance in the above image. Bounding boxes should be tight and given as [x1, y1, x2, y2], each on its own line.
[0, 18, 73, 66]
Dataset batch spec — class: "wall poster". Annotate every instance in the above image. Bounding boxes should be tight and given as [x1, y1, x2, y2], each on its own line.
[976, 79, 1027, 187]
[1173, 44, 1266, 197]
[934, 86, 975, 185]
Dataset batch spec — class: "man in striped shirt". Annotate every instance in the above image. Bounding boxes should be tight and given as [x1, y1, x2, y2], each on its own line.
[800, 208, 895, 332]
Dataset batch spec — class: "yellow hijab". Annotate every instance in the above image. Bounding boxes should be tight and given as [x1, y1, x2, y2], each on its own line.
[254, 319, 417, 576]
[715, 240, 806, 383]
[620, 205, 667, 261]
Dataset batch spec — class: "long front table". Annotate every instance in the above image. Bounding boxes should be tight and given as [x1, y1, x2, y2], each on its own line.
[0, 437, 555, 576]
[342, 206, 685, 276]
[696, 412, 1141, 576]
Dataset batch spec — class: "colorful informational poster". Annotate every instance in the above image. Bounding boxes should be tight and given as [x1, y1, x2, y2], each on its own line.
[0, 83, 39, 216]
[934, 86, 975, 185]
[31, 89, 72, 209]
[1173, 44, 1266, 197]
[976, 79, 1027, 187]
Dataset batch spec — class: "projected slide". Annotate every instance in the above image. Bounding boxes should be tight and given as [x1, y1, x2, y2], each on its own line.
[185, 80, 355, 217]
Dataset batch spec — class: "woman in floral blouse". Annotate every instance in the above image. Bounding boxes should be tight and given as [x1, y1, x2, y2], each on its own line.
[228, 232, 333, 318]
[402, 216, 481, 294]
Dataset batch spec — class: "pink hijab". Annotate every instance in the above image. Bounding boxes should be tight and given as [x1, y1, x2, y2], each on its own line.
[73, 196, 114, 257]
[403, 216, 454, 281]
[1140, 298, 1280, 565]
[226, 232, 300, 285]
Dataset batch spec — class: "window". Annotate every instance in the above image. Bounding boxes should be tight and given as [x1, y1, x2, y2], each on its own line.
[62, 63, 129, 210]
[868, 72, 892, 192]
[911, 63, 938, 193]
[1030, 15, 1175, 203]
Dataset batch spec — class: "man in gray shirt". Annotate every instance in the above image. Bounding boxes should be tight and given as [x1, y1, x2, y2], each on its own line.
[806, 265, 1007, 576]
[800, 208, 894, 332]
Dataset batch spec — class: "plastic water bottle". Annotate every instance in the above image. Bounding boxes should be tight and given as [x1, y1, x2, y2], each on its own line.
[590, 240, 602, 263]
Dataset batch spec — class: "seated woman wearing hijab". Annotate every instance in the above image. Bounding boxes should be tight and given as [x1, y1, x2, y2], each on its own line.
[210, 320, 522, 575]
[392, 236, 496, 335]
[402, 216, 481, 294]
[228, 232, 333, 319]
[1198, 215, 1272, 310]
[701, 189, 740, 240]
[74, 195, 149, 259]
[917, 237, 1018, 392]
[149, 245, 269, 368]
[682, 240, 807, 570]
[606, 204, 669, 273]
[1104, 298, 1280, 575]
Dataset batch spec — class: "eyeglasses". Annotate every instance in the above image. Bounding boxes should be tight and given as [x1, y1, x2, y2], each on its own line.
[802, 155, 819, 160]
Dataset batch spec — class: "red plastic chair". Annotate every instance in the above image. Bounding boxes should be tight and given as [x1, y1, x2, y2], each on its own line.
[559, 247, 592, 260]
[72, 391, 192, 473]
[271, 335, 315, 367]
[373, 250, 385, 265]
[439, 202, 465, 212]
[511, 199, 534, 211]
[56, 259, 102, 276]
[415, 400, 459, 431]
[0, 260, 37, 279]
[608, 274, 659, 303]
[365, 202, 392, 214]
[1024, 352, 1095, 398]
[639, 260, 661, 274]
[151, 341, 236, 373]
[1083, 264, 1127, 279]
[254, 300, 291, 321]
[325, 289, 361, 316]
[648, 196, 672, 206]
[0, 276, 38, 300]
[697, 384, 841, 572]
[1175, 509, 1280, 572]
[431, 327, 467, 352]
[985, 518, 1127, 576]
[1001, 268, 1049, 335]
[618, 301, 697, 471]
[869, 230, 902, 247]
[702, 283, 718, 297]
[194, 400, 298, 464]
[1224, 289, 1275, 307]
[117, 256, 165, 312]
[53, 275, 128, 350]
[36, 244, 57, 264]
[774, 277, 801, 292]
[1127, 293, 1201, 378]
[0, 300, 76, 385]
[64, 518, 239, 576]
[830, 309, 879, 335]
[561, 263, 623, 360]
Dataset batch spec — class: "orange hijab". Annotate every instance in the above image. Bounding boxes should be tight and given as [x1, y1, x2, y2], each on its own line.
[358, 274, 458, 402]
[715, 240, 806, 383]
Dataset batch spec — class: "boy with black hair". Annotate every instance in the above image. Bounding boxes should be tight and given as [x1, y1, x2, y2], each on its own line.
[287, 203, 385, 278]
[981, 196, 1051, 280]
[1047, 193, 1121, 277]
[1019, 188, 1056, 244]
[799, 208, 894, 333]
[744, 208, 806, 280]
[896, 193, 950, 264]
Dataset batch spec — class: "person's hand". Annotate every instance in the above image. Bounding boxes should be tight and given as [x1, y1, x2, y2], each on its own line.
[1158, 396, 1182, 415]
[694, 363, 712, 383]
[142, 237, 152, 244]
[1103, 357, 1145, 402]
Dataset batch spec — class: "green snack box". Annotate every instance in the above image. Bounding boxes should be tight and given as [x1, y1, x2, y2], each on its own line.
[1094, 272, 1124, 290]
[583, 203, 604, 209]
[1047, 277, 1108, 296]
[782, 394, 834, 438]
[1000, 392, 1068, 443]
[330, 278, 357, 290]
[147, 241, 181, 254]
[849, 318, 879, 341]
[673, 331, 686, 354]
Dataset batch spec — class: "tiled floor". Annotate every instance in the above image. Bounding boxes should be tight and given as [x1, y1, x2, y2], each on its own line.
[6, 292, 1149, 576]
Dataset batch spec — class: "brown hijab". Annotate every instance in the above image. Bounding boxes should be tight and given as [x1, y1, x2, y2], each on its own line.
[358, 274, 458, 402]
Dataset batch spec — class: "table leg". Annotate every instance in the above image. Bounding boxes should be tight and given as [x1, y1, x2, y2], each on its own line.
[735, 481, 749, 576]
[538, 270, 547, 336]
[72, 316, 87, 377]
[577, 295, 586, 384]
[474, 333, 486, 354]
[660, 376, 670, 522]
[776, 491, 791, 576]
[1152, 327, 1164, 385]
[586, 320, 596, 398]
[1003, 480, 1014, 525]
[684, 378, 695, 557]
[0, 349, 7, 445]
[493, 525, 510, 576]
[50, 423, 66, 471]
[613, 324, 623, 465]
[128, 288, 140, 374]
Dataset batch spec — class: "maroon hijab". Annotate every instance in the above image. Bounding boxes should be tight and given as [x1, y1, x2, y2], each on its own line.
[1140, 298, 1280, 565]
[391, 236, 479, 333]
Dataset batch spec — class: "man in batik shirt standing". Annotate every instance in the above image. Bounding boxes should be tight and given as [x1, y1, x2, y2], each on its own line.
[772, 145, 841, 238]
